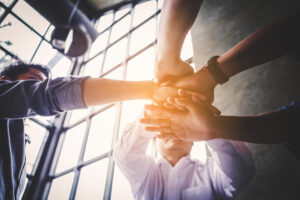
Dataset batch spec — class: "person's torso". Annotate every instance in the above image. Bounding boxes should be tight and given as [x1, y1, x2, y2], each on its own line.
[136, 157, 217, 200]
[0, 119, 26, 200]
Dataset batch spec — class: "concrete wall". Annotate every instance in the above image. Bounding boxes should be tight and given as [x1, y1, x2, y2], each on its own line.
[190, 0, 300, 199]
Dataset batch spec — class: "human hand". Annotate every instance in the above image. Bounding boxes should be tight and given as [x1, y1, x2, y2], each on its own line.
[141, 98, 218, 141]
[155, 58, 194, 84]
[174, 67, 218, 103]
[152, 86, 179, 103]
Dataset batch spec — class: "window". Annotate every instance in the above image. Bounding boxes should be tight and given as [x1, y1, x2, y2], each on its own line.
[0, 0, 205, 199]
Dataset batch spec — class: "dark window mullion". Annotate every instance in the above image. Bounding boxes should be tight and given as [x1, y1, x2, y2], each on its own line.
[29, 24, 51, 62]
[0, 0, 18, 24]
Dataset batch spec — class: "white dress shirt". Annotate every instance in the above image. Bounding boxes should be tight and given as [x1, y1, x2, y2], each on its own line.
[113, 119, 255, 200]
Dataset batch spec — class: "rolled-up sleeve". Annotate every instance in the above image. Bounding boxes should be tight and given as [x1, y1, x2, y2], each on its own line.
[0, 76, 89, 119]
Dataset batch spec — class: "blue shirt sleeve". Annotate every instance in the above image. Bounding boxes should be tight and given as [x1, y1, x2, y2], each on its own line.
[279, 101, 300, 159]
[0, 76, 88, 119]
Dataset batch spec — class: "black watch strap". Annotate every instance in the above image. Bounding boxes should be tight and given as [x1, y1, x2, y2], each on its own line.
[205, 56, 228, 84]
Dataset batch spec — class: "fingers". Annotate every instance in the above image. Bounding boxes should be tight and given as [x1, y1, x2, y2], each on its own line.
[156, 132, 178, 139]
[165, 97, 186, 111]
[178, 89, 221, 115]
[173, 97, 197, 113]
[144, 104, 175, 119]
[140, 118, 171, 127]
[145, 126, 172, 133]
[178, 89, 207, 102]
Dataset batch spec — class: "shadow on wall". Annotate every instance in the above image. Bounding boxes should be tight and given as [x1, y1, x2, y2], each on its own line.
[190, 0, 300, 200]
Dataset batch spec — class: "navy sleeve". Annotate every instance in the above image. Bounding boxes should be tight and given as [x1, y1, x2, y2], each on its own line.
[0, 76, 88, 119]
[279, 101, 300, 159]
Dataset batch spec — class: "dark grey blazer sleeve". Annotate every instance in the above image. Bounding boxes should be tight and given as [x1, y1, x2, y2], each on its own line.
[0, 76, 88, 119]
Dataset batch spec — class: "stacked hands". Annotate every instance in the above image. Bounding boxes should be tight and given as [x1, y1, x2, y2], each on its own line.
[144, 58, 220, 142]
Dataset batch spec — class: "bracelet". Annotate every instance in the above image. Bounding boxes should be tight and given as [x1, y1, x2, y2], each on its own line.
[205, 56, 228, 84]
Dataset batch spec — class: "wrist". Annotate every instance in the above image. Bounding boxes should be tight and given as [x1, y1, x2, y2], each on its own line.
[145, 81, 159, 99]
[195, 66, 218, 90]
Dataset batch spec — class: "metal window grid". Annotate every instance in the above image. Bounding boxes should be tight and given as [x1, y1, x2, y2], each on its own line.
[0, 0, 194, 199]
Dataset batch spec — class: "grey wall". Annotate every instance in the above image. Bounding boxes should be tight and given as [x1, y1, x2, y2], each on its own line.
[190, 0, 300, 199]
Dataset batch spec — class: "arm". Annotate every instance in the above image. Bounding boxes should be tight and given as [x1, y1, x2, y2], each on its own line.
[0, 77, 87, 118]
[175, 10, 300, 100]
[217, 10, 300, 78]
[0, 76, 178, 119]
[82, 78, 156, 106]
[206, 139, 255, 198]
[156, 0, 202, 82]
[113, 118, 155, 193]
[213, 106, 299, 144]
[141, 94, 298, 144]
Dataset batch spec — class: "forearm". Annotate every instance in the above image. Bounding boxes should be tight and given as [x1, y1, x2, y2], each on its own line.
[82, 78, 156, 106]
[217, 10, 300, 78]
[213, 110, 294, 144]
[157, 0, 202, 62]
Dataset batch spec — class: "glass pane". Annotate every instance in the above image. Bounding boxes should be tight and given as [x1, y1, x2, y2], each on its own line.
[48, 172, 75, 200]
[69, 108, 90, 125]
[45, 25, 55, 41]
[55, 122, 86, 173]
[190, 142, 207, 163]
[158, 0, 163, 9]
[76, 159, 109, 200]
[13, 1, 50, 34]
[110, 14, 131, 42]
[84, 106, 116, 161]
[111, 163, 134, 200]
[115, 6, 131, 20]
[103, 38, 127, 72]
[132, 0, 156, 27]
[31, 41, 59, 65]
[1, 0, 15, 7]
[129, 19, 155, 55]
[83, 54, 104, 77]
[181, 32, 194, 61]
[97, 12, 114, 32]
[103, 66, 122, 80]
[119, 100, 149, 139]
[89, 30, 109, 59]
[127, 47, 155, 81]
[2, 15, 41, 61]
[24, 120, 47, 174]
[51, 56, 72, 78]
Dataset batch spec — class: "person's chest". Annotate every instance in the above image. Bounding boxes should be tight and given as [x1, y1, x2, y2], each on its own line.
[141, 159, 216, 200]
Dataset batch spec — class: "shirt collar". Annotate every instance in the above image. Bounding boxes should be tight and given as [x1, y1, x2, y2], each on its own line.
[158, 155, 191, 169]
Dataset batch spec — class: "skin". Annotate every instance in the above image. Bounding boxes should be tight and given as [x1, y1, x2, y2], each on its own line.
[0, 67, 186, 109]
[142, 96, 217, 141]
[142, 90, 296, 144]
[156, 0, 202, 83]
[155, 136, 193, 166]
[144, 106, 193, 166]
[174, 10, 300, 102]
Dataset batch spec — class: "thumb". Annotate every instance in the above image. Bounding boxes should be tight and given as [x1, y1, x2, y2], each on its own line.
[174, 98, 197, 113]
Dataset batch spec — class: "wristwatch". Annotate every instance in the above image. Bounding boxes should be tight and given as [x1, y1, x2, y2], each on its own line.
[205, 56, 228, 84]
